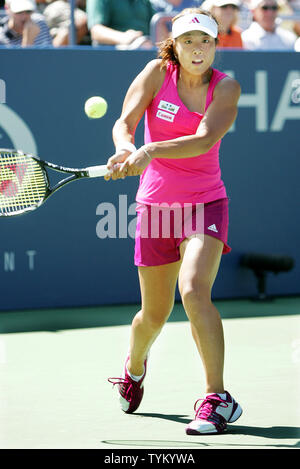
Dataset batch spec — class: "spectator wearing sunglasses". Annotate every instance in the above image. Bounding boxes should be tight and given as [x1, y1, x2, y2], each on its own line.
[241, 0, 297, 49]
[201, 0, 243, 48]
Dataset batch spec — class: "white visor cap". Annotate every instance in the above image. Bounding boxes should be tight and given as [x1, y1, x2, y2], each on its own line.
[172, 13, 218, 40]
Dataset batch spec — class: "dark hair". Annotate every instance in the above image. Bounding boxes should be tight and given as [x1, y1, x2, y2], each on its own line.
[157, 8, 219, 70]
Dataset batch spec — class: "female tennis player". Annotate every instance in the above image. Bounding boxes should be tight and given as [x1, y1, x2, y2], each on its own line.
[106, 7, 243, 435]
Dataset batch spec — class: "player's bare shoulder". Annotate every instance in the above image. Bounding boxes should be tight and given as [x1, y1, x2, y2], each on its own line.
[143, 59, 166, 97]
[214, 76, 241, 105]
[144, 58, 164, 75]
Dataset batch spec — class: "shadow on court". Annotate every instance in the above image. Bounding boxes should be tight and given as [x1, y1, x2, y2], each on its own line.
[135, 413, 300, 440]
[229, 425, 300, 441]
[135, 412, 190, 425]
[102, 424, 300, 449]
[0, 296, 299, 334]
[101, 413, 300, 449]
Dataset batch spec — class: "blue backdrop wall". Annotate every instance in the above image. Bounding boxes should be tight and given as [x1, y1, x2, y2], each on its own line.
[0, 49, 299, 310]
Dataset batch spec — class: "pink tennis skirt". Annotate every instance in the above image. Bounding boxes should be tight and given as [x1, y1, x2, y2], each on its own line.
[134, 198, 231, 266]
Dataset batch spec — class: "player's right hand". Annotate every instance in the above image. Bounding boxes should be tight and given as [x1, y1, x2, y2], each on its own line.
[105, 150, 130, 180]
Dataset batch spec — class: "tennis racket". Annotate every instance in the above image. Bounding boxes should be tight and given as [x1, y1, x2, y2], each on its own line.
[0, 148, 110, 217]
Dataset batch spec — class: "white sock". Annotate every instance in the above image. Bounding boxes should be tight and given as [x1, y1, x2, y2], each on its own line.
[206, 392, 227, 400]
[126, 366, 144, 382]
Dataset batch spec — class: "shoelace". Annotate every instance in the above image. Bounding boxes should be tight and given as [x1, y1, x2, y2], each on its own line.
[108, 377, 136, 401]
[194, 395, 228, 424]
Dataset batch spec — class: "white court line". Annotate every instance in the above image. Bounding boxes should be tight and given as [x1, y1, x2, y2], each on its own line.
[0, 337, 6, 364]
[291, 338, 300, 365]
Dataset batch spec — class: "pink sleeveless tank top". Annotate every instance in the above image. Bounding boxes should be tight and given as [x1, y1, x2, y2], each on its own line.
[136, 62, 228, 205]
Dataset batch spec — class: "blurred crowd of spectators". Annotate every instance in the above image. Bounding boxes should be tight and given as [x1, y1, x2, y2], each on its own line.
[0, 0, 299, 50]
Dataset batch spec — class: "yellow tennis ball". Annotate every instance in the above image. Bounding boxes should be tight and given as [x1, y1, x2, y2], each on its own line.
[84, 96, 108, 119]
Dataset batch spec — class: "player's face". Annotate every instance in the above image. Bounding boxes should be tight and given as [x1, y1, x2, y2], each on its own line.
[174, 31, 216, 76]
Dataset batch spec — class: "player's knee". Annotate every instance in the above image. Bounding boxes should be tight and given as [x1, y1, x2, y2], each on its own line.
[141, 304, 173, 330]
[180, 281, 212, 317]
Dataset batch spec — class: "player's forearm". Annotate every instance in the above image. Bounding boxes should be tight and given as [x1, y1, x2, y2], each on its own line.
[145, 133, 215, 159]
[90, 24, 125, 45]
[112, 118, 136, 151]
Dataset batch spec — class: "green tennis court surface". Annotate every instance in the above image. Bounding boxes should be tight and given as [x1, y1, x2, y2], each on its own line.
[0, 297, 299, 449]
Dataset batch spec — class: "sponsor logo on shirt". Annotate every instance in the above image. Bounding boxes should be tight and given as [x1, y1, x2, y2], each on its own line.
[158, 100, 180, 115]
[156, 110, 175, 122]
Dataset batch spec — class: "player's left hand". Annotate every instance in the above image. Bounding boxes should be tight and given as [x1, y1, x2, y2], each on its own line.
[111, 147, 152, 179]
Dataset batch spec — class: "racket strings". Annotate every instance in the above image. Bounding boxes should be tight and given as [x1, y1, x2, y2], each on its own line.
[0, 151, 47, 215]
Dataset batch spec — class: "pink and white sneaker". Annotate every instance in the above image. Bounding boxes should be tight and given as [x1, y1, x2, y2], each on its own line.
[108, 356, 147, 414]
[186, 391, 242, 435]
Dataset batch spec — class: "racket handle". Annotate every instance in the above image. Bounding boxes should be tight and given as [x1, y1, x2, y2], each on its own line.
[86, 165, 110, 177]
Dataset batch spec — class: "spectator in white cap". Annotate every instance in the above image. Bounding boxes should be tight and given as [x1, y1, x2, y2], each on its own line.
[0, 0, 52, 46]
[201, 0, 243, 48]
[241, 0, 297, 49]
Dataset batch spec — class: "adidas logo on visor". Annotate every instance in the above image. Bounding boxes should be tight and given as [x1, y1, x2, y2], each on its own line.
[172, 13, 218, 39]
